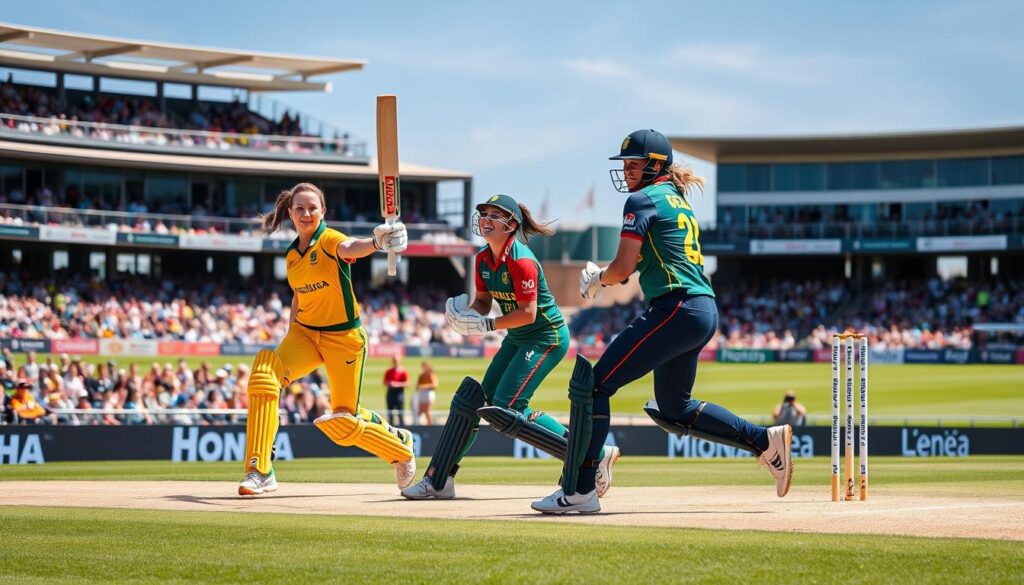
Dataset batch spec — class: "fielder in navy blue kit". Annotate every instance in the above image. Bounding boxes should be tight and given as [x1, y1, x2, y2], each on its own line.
[533, 129, 794, 514]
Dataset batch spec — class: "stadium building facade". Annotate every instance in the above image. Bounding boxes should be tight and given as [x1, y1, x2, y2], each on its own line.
[0, 23, 474, 292]
[670, 127, 1024, 284]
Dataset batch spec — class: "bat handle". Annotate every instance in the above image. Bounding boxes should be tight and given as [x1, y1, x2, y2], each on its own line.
[387, 251, 397, 276]
[386, 217, 398, 276]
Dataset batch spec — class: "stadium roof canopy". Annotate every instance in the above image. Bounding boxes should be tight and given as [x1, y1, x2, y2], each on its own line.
[671, 126, 1024, 163]
[0, 22, 365, 92]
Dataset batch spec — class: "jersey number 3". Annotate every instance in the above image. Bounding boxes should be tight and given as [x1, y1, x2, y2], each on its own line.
[666, 194, 704, 266]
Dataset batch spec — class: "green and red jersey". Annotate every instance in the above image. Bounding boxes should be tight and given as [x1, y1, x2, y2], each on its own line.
[474, 236, 565, 344]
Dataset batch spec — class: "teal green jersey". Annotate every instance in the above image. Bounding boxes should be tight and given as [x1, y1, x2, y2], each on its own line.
[619, 180, 715, 301]
[474, 237, 565, 343]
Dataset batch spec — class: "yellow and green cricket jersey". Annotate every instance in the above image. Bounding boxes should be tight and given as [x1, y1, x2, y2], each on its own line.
[286, 220, 361, 331]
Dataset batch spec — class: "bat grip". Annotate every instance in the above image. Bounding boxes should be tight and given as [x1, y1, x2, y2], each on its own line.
[386, 217, 398, 276]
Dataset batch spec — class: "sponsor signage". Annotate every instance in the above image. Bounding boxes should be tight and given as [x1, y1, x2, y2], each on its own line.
[701, 241, 745, 254]
[0, 225, 38, 239]
[367, 342, 406, 358]
[39, 225, 116, 245]
[51, 338, 99, 355]
[1, 338, 51, 353]
[220, 342, 276, 356]
[870, 347, 905, 365]
[916, 235, 1008, 252]
[779, 349, 812, 362]
[717, 348, 776, 363]
[849, 238, 914, 253]
[750, 239, 842, 255]
[3, 425, 1023, 464]
[100, 338, 158, 357]
[179, 233, 262, 252]
[904, 349, 941, 364]
[118, 233, 179, 247]
[157, 341, 221, 356]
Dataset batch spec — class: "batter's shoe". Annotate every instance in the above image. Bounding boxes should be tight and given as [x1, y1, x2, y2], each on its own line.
[238, 467, 278, 496]
[595, 445, 620, 498]
[758, 424, 793, 497]
[531, 487, 600, 514]
[401, 475, 456, 499]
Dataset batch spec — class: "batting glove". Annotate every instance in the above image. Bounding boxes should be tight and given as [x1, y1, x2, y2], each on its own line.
[373, 221, 408, 253]
[579, 261, 606, 300]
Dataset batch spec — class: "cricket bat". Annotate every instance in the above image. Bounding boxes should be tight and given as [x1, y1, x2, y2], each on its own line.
[376, 95, 401, 276]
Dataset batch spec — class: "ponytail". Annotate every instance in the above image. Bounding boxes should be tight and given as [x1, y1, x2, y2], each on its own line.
[516, 203, 555, 241]
[666, 164, 705, 201]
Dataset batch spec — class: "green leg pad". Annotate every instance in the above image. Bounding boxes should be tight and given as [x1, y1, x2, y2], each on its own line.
[561, 355, 594, 495]
[427, 377, 485, 491]
[478, 406, 568, 459]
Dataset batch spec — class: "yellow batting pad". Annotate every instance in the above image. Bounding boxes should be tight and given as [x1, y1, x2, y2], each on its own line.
[314, 410, 413, 464]
[245, 349, 284, 474]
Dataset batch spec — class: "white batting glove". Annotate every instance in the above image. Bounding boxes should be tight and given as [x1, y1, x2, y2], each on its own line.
[579, 261, 606, 300]
[373, 221, 408, 253]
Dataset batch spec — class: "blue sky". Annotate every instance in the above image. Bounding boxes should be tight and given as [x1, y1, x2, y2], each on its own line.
[5, 1, 1023, 226]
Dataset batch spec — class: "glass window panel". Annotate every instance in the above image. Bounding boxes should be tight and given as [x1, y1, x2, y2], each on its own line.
[718, 164, 745, 192]
[907, 160, 936, 188]
[827, 163, 853, 190]
[145, 174, 188, 213]
[880, 161, 908, 189]
[0, 164, 23, 196]
[773, 164, 798, 191]
[797, 163, 824, 191]
[226, 178, 262, 215]
[745, 164, 770, 191]
[851, 162, 879, 189]
[961, 158, 988, 186]
[991, 156, 1023, 185]
[80, 168, 122, 208]
[937, 158, 985, 187]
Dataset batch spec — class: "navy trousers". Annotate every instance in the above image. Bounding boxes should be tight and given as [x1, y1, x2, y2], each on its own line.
[576, 292, 769, 493]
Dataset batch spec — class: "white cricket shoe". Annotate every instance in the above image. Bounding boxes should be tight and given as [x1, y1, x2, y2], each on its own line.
[401, 475, 456, 499]
[531, 487, 600, 514]
[758, 424, 794, 497]
[393, 456, 417, 490]
[238, 468, 278, 496]
[595, 445, 620, 498]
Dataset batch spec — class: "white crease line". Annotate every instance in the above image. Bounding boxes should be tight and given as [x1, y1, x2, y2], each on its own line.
[824, 503, 1023, 516]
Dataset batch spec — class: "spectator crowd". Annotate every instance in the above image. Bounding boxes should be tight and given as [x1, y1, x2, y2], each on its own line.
[2, 271, 1021, 426]
[1, 78, 353, 155]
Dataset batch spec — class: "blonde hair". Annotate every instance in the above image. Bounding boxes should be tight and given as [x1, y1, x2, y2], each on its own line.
[666, 164, 706, 200]
[259, 182, 325, 234]
[516, 203, 555, 241]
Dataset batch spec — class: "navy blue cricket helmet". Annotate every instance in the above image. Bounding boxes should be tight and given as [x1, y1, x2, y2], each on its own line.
[608, 129, 673, 193]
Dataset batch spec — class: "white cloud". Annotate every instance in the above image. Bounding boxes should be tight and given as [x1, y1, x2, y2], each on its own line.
[562, 58, 631, 79]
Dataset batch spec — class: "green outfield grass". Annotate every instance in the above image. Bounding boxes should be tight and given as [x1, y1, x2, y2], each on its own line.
[1, 506, 1021, 584]
[35, 354, 1024, 424]
[2, 456, 1022, 583]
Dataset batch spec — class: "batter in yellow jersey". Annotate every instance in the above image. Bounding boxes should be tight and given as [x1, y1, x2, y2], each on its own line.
[238, 182, 416, 496]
